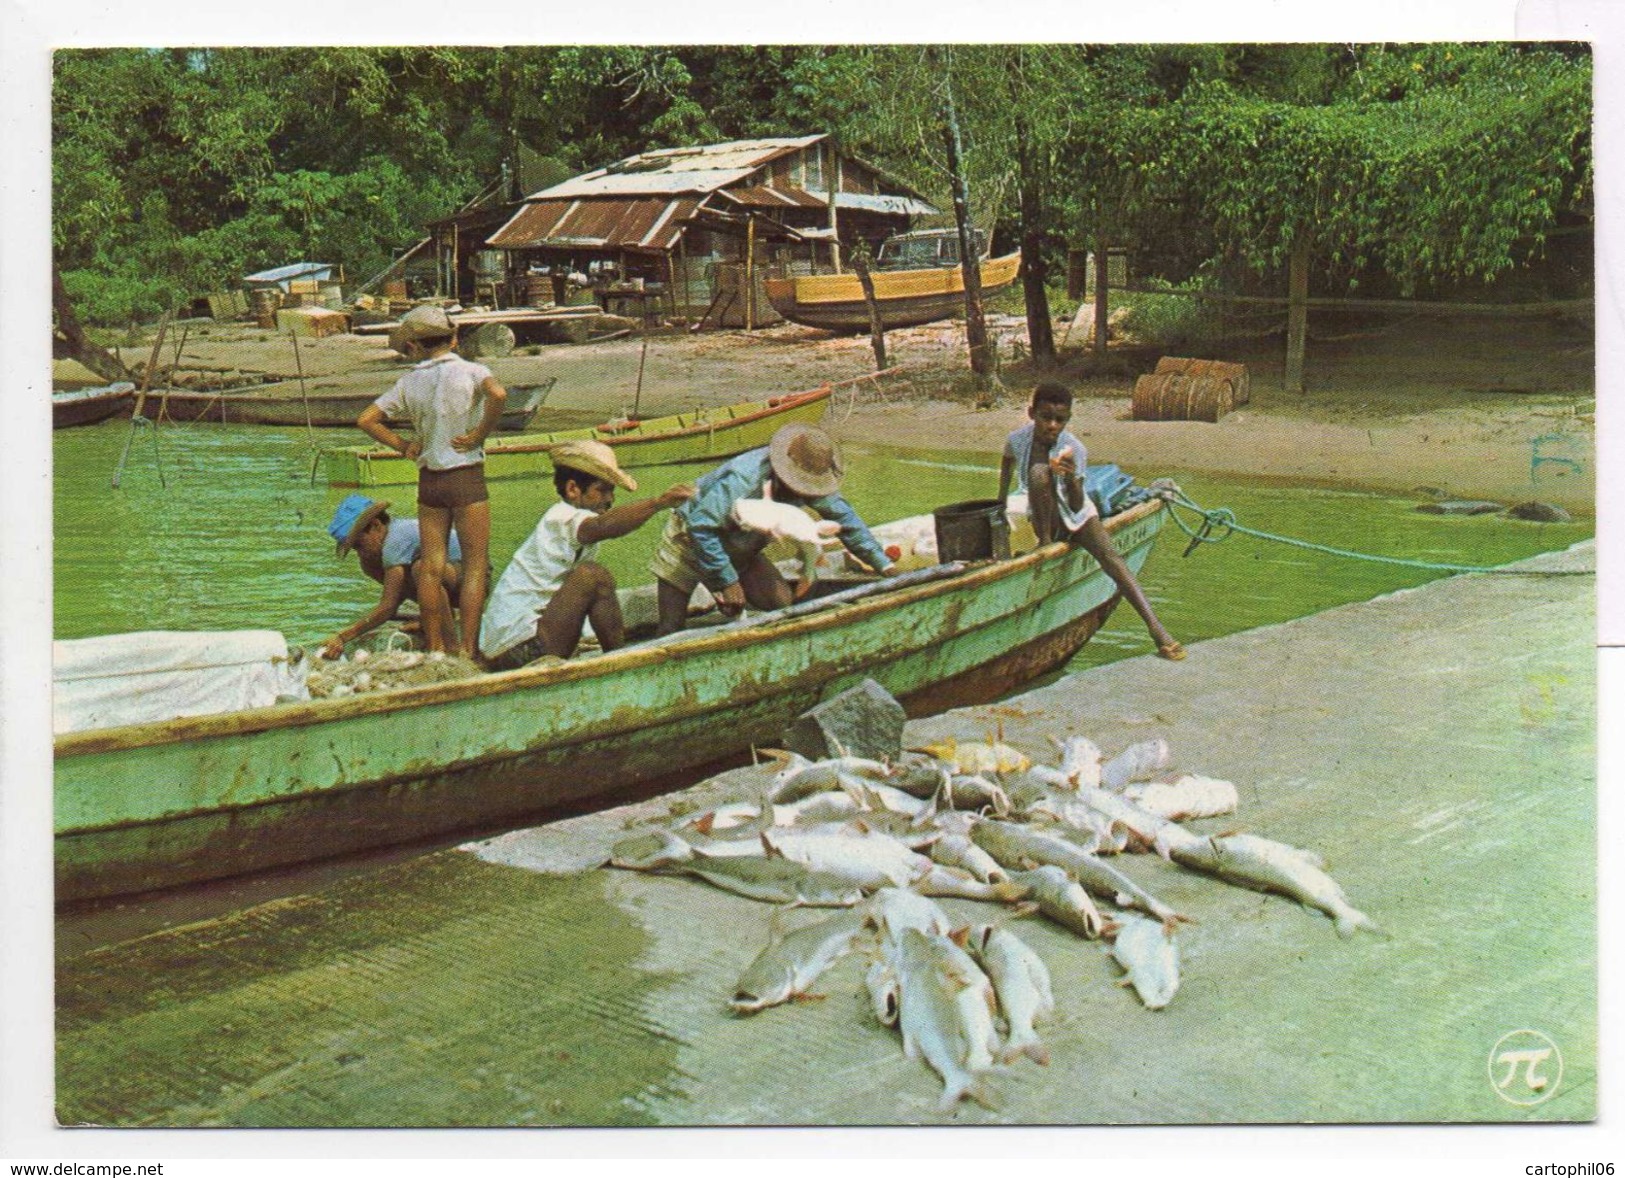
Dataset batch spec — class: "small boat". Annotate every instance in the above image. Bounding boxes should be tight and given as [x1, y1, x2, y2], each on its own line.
[324, 381, 839, 488]
[145, 379, 554, 432]
[52, 382, 136, 429]
[54, 497, 1168, 902]
[765, 229, 1022, 332]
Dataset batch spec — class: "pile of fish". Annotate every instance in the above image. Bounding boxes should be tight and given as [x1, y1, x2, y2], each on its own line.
[304, 648, 483, 698]
[607, 730, 1377, 1113]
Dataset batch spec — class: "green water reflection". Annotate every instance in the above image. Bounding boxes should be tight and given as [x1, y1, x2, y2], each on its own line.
[54, 422, 1591, 671]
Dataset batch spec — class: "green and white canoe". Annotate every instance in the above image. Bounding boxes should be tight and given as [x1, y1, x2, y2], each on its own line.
[55, 499, 1168, 903]
[324, 384, 836, 488]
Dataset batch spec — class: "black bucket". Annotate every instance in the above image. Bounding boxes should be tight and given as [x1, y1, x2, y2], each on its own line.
[933, 499, 1011, 562]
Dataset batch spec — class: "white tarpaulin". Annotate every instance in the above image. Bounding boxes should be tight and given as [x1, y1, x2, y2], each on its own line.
[54, 630, 310, 735]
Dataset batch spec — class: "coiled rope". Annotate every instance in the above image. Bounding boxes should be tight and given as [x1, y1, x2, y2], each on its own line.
[1151, 483, 1593, 577]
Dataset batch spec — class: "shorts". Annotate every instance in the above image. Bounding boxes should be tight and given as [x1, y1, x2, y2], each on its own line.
[417, 463, 488, 510]
[647, 512, 767, 596]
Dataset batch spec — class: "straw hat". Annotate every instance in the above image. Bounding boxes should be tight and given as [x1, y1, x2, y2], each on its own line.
[550, 439, 637, 492]
[769, 424, 843, 498]
[328, 494, 390, 556]
[387, 305, 455, 353]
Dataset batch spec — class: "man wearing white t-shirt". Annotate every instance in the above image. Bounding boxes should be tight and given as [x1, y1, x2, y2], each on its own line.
[479, 440, 693, 671]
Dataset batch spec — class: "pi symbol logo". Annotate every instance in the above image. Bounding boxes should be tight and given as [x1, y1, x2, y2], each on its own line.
[1488, 1029, 1563, 1106]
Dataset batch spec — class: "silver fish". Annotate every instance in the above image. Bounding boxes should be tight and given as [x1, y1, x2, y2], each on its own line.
[1077, 786, 1206, 858]
[865, 955, 902, 1027]
[678, 851, 866, 907]
[971, 819, 1191, 930]
[1100, 738, 1173, 792]
[914, 864, 1030, 904]
[761, 827, 929, 891]
[1172, 833, 1377, 938]
[929, 833, 1010, 884]
[1109, 913, 1181, 1009]
[1054, 735, 1103, 789]
[962, 923, 1054, 1065]
[866, 886, 955, 945]
[943, 774, 1012, 815]
[895, 928, 1002, 1111]
[729, 910, 868, 1014]
[1008, 865, 1109, 939]
[769, 753, 893, 804]
[1125, 773, 1239, 821]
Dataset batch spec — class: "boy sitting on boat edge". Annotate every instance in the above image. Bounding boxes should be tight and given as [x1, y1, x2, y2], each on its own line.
[478, 440, 693, 671]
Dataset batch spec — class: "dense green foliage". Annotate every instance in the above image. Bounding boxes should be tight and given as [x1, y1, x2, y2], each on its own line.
[54, 44, 1591, 326]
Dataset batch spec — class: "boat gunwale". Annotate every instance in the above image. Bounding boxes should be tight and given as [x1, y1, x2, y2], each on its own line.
[763, 251, 1022, 305]
[336, 385, 835, 463]
[54, 499, 1163, 758]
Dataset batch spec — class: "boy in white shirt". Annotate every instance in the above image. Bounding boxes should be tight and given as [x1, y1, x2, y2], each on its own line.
[480, 440, 693, 671]
[358, 305, 507, 658]
[999, 382, 1184, 661]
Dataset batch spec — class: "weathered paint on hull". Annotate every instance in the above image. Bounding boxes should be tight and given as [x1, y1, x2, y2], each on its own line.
[323, 386, 834, 488]
[55, 502, 1163, 902]
[764, 252, 1021, 333]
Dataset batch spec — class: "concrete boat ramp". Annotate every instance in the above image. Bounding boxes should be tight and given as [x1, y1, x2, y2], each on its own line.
[55, 543, 1596, 1128]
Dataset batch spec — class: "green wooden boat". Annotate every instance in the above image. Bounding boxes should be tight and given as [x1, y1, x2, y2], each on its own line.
[55, 499, 1167, 903]
[324, 383, 836, 488]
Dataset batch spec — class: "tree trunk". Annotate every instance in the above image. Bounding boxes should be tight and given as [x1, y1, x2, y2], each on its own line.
[1093, 234, 1111, 361]
[1285, 232, 1310, 393]
[53, 265, 133, 384]
[850, 248, 887, 372]
[1015, 114, 1054, 362]
[938, 64, 996, 390]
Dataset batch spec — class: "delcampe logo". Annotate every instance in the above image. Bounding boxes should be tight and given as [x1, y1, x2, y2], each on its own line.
[1488, 1029, 1563, 1106]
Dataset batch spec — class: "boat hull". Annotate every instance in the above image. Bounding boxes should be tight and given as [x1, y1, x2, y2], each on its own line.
[764, 251, 1022, 332]
[324, 385, 834, 488]
[148, 381, 551, 432]
[52, 385, 135, 429]
[55, 500, 1165, 903]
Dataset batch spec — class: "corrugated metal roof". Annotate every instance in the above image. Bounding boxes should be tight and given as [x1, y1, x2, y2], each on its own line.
[487, 196, 703, 252]
[720, 188, 939, 217]
[528, 136, 825, 200]
[243, 262, 334, 284]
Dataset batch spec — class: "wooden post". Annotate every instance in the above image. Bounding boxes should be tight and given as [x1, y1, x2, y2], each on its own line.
[745, 214, 757, 331]
[1093, 235, 1110, 361]
[827, 142, 842, 274]
[1285, 232, 1310, 393]
[851, 245, 887, 372]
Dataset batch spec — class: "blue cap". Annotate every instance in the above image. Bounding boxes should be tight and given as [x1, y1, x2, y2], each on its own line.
[328, 494, 390, 555]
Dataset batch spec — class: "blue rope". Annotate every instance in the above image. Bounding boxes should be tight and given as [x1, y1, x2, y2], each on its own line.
[1154, 487, 1592, 577]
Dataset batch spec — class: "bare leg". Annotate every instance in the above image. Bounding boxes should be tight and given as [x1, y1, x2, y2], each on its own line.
[1028, 463, 1063, 544]
[415, 504, 456, 653]
[1073, 514, 1182, 657]
[451, 500, 492, 659]
[536, 562, 622, 658]
[656, 578, 692, 636]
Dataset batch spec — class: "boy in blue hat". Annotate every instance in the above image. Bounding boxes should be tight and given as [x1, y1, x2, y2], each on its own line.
[321, 494, 464, 659]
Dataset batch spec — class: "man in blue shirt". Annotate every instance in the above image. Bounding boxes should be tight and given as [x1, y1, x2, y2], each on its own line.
[648, 425, 894, 635]
[321, 494, 464, 658]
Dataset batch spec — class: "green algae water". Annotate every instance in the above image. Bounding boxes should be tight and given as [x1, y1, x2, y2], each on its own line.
[53, 423, 1591, 665]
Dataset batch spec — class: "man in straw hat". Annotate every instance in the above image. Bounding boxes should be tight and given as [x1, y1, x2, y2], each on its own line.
[478, 440, 693, 671]
[649, 423, 894, 636]
[319, 494, 465, 659]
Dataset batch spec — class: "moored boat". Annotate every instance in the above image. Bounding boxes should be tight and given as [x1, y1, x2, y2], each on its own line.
[146, 379, 554, 431]
[54, 497, 1168, 903]
[324, 381, 839, 488]
[765, 250, 1021, 333]
[52, 382, 136, 429]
